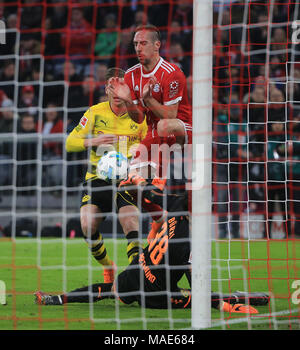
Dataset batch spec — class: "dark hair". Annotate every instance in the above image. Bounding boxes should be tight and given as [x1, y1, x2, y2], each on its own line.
[105, 67, 125, 82]
[20, 113, 35, 120]
[134, 24, 161, 42]
[4, 59, 14, 68]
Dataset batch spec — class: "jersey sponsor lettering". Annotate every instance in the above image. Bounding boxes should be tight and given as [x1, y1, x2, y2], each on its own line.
[139, 253, 156, 283]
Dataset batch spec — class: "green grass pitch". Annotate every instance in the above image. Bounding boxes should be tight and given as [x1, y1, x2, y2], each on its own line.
[0, 238, 299, 330]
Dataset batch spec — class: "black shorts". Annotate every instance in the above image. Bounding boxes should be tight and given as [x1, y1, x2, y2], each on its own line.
[80, 178, 136, 214]
[115, 257, 191, 309]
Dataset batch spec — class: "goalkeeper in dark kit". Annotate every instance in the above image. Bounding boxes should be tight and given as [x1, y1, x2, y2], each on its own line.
[35, 191, 269, 314]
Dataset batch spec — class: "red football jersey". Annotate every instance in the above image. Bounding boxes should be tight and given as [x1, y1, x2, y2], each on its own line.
[124, 57, 192, 131]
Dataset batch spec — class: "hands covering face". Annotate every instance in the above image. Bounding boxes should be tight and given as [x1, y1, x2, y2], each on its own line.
[106, 77, 131, 104]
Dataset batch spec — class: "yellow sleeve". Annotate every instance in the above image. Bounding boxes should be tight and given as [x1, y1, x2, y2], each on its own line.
[65, 109, 94, 152]
[140, 118, 148, 140]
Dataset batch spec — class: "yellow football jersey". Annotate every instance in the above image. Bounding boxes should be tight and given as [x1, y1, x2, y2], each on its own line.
[65, 101, 148, 180]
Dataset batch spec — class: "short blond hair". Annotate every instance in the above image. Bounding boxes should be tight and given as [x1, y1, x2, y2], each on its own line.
[105, 67, 125, 82]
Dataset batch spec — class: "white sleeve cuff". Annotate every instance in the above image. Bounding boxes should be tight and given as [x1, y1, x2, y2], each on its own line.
[164, 96, 182, 105]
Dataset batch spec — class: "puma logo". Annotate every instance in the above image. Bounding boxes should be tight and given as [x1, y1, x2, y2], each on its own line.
[100, 120, 108, 127]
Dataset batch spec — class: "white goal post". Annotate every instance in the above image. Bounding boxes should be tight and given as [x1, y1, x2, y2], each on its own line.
[191, 0, 213, 329]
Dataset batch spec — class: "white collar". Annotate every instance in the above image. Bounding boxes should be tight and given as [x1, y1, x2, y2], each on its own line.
[141, 57, 163, 78]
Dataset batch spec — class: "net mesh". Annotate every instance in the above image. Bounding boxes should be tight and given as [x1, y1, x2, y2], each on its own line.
[213, 1, 300, 240]
[211, 0, 300, 329]
[0, 0, 299, 331]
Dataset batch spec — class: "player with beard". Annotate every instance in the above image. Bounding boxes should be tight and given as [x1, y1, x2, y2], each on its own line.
[107, 25, 192, 242]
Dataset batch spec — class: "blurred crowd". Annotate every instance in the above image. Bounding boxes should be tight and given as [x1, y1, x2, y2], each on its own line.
[0, 0, 193, 191]
[212, 1, 300, 238]
[0, 0, 299, 237]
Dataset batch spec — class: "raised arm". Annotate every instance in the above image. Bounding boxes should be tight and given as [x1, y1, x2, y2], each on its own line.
[65, 111, 117, 153]
[142, 76, 179, 120]
[106, 77, 145, 124]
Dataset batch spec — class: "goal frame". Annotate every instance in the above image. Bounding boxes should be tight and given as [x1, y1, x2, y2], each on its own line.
[191, 0, 213, 329]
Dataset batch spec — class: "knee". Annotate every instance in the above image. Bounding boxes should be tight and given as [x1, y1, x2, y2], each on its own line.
[157, 119, 185, 141]
[122, 216, 139, 234]
[119, 209, 139, 234]
[80, 210, 100, 237]
[157, 119, 169, 137]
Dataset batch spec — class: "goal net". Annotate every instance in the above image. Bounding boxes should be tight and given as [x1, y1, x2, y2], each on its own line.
[211, 0, 300, 330]
[0, 0, 299, 332]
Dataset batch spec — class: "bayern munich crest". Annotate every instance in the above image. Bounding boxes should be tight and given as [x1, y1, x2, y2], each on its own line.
[153, 83, 160, 93]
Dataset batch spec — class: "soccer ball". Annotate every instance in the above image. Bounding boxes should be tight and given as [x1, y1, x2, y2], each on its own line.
[96, 151, 128, 182]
